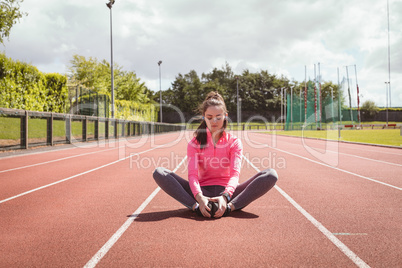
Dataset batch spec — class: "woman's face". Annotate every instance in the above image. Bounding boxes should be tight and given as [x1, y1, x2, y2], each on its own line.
[204, 105, 226, 133]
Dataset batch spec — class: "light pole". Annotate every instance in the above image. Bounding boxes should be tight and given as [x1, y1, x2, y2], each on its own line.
[387, 0, 391, 107]
[236, 76, 239, 128]
[290, 83, 293, 130]
[385, 82, 389, 126]
[158, 60, 162, 122]
[106, 0, 115, 118]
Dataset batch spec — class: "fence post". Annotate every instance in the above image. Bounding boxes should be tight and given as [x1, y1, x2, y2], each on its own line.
[122, 121, 125, 137]
[83, 116, 88, 142]
[47, 113, 54, 146]
[20, 111, 29, 149]
[95, 118, 99, 140]
[66, 115, 72, 144]
[105, 118, 109, 139]
[114, 119, 118, 139]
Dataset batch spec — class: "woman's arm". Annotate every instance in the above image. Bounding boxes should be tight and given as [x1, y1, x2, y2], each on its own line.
[187, 140, 211, 217]
[187, 140, 202, 197]
[225, 137, 243, 196]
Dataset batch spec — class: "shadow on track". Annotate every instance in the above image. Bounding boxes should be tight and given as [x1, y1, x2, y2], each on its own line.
[129, 209, 259, 222]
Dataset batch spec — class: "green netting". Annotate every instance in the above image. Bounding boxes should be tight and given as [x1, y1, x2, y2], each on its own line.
[68, 86, 110, 117]
[285, 79, 358, 130]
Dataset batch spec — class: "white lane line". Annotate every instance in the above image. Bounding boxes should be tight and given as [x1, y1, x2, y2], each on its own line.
[250, 135, 402, 191]
[0, 143, 172, 205]
[0, 147, 118, 174]
[0, 135, 175, 173]
[83, 156, 187, 268]
[242, 155, 370, 268]
[255, 132, 402, 156]
[324, 150, 402, 167]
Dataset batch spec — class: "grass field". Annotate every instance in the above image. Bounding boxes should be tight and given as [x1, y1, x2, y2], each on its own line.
[0, 117, 120, 144]
[1, 116, 401, 147]
[265, 129, 402, 147]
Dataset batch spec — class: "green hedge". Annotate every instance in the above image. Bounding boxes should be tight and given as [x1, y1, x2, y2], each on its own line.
[115, 99, 159, 122]
[378, 108, 402, 112]
[0, 53, 68, 113]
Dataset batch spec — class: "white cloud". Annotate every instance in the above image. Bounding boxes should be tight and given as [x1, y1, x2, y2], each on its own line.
[3, 0, 401, 107]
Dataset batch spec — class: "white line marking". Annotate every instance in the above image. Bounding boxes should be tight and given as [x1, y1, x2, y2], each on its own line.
[250, 135, 402, 191]
[0, 143, 171, 204]
[0, 147, 118, 174]
[255, 132, 402, 156]
[83, 156, 187, 268]
[328, 150, 402, 167]
[242, 155, 370, 268]
[0, 136, 174, 173]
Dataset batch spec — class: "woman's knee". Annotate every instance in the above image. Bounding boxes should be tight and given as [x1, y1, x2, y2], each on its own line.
[153, 167, 170, 181]
[260, 168, 278, 185]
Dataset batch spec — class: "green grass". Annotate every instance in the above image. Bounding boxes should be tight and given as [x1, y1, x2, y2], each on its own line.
[1, 116, 400, 147]
[186, 122, 284, 131]
[0, 116, 100, 141]
[264, 129, 402, 147]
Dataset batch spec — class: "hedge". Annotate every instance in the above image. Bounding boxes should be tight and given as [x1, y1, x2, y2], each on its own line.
[115, 99, 159, 122]
[0, 53, 68, 113]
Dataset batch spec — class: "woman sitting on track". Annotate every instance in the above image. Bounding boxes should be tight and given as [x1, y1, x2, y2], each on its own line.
[153, 91, 278, 218]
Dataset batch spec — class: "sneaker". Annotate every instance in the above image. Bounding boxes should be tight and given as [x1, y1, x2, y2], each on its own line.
[222, 204, 232, 217]
[194, 202, 213, 217]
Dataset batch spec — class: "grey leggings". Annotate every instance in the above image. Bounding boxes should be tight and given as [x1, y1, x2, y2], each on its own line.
[152, 167, 278, 210]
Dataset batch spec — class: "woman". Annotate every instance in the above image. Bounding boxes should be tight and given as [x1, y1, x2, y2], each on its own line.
[153, 91, 278, 218]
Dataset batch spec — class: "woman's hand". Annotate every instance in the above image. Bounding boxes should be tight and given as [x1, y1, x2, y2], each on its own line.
[209, 196, 227, 218]
[196, 193, 212, 218]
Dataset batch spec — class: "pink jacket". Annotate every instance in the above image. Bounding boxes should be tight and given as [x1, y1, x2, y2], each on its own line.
[187, 128, 243, 198]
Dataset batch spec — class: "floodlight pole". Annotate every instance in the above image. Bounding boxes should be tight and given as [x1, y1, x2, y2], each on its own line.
[354, 65, 361, 126]
[290, 84, 293, 130]
[385, 82, 389, 127]
[280, 87, 283, 127]
[236, 76, 239, 127]
[387, 0, 391, 107]
[158, 60, 162, 122]
[345, 66, 353, 122]
[106, 0, 115, 118]
[304, 65, 307, 124]
[337, 67, 341, 126]
[318, 62, 322, 129]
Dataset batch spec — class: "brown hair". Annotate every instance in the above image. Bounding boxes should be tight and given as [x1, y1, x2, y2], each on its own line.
[194, 91, 228, 149]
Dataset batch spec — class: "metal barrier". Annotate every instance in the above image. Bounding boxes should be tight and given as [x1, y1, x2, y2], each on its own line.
[0, 108, 185, 150]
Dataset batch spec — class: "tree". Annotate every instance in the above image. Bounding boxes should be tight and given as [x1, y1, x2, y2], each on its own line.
[0, 0, 27, 44]
[361, 100, 379, 121]
[68, 54, 149, 103]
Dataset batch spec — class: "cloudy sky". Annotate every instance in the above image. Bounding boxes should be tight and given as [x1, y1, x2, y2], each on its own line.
[3, 0, 401, 107]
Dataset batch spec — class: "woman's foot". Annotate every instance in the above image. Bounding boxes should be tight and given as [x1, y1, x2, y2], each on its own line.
[223, 203, 235, 217]
[193, 202, 214, 217]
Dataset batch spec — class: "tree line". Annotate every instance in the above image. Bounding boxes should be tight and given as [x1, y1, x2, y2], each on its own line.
[158, 63, 340, 122]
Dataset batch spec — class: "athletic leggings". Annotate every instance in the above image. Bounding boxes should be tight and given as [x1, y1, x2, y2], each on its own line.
[152, 167, 278, 210]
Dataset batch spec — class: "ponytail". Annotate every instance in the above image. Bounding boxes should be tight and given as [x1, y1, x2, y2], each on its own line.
[195, 120, 208, 149]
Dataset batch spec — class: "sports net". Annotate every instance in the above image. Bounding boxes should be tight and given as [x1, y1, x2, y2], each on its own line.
[285, 78, 359, 130]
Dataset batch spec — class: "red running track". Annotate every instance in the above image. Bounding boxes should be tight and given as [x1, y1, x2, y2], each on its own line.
[0, 131, 401, 267]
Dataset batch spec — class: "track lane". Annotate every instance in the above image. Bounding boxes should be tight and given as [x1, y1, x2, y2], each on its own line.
[0, 134, 182, 202]
[0, 135, 176, 172]
[249, 132, 402, 188]
[0, 132, 188, 267]
[247, 132, 401, 267]
[1, 131, 400, 267]
[92, 131, 362, 267]
[253, 132, 402, 164]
